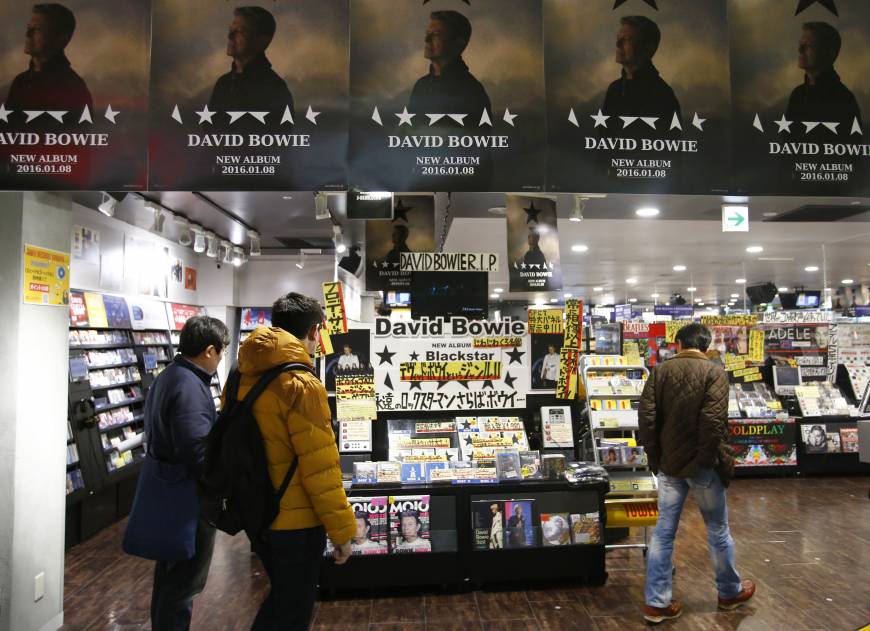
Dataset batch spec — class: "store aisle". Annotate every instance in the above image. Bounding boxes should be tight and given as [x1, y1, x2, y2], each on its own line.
[61, 476, 870, 631]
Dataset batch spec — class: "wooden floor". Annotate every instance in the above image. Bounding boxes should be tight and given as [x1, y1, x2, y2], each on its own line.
[61, 476, 870, 630]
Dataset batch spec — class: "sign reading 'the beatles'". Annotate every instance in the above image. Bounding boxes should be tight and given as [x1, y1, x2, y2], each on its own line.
[730, 0, 870, 195]
[365, 194, 435, 292]
[148, 0, 349, 191]
[0, 1, 149, 190]
[348, 0, 546, 192]
[506, 195, 561, 292]
[544, 0, 730, 194]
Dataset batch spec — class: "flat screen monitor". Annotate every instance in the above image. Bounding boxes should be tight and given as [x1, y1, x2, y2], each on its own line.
[410, 272, 488, 321]
[773, 365, 802, 395]
[796, 291, 821, 308]
[385, 291, 411, 307]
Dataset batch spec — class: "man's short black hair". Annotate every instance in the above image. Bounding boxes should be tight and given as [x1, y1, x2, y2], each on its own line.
[354, 511, 370, 528]
[33, 3, 76, 41]
[803, 22, 841, 65]
[431, 10, 472, 49]
[178, 315, 230, 357]
[621, 15, 661, 57]
[399, 510, 421, 525]
[675, 323, 712, 352]
[272, 292, 322, 341]
[235, 6, 277, 43]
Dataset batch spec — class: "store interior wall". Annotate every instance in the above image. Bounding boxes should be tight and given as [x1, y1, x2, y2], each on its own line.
[237, 255, 336, 307]
[0, 192, 71, 631]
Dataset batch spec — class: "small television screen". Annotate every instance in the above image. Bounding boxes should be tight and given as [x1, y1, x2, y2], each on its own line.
[775, 365, 801, 387]
[143, 353, 157, 371]
[69, 357, 88, 382]
[796, 291, 820, 308]
[410, 272, 488, 320]
[385, 291, 411, 307]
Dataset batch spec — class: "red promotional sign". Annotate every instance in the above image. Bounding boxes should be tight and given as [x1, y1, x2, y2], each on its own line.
[169, 303, 202, 330]
[68, 290, 88, 327]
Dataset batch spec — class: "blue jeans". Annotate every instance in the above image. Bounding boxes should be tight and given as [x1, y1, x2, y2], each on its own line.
[645, 468, 742, 608]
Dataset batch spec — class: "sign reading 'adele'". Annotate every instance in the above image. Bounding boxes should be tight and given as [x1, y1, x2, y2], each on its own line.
[0, 0, 149, 190]
[349, 0, 546, 192]
[544, 0, 731, 194]
[148, 0, 349, 191]
[730, 0, 870, 195]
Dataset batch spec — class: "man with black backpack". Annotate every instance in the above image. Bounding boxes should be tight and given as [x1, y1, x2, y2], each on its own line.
[220, 292, 355, 630]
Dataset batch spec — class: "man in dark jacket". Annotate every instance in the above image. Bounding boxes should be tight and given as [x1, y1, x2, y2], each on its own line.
[208, 6, 294, 119]
[637, 324, 755, 624]
[6, 3, 92, 114]
[143, 316, 229, 630]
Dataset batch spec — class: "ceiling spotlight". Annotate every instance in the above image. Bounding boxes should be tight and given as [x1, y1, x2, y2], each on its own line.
[695, 298, 704, 303]
[191, 224, 206, 253]
[842, 278, 855, 285]
[332, 225, 347, 254]
[232, 246, 244, 267]
[628, 298, 637, 303]
[777, 287, 788, 292]
[687, 286, 697, 292]
[763, 212, 778, 217]
[97, 192, 117, 217]
[221, 240, 233, 264]
[295, 251, 306, 270]
[173, 216, 192, 246]
[571, 244, 589, 253]
[593, 286, 603, 292]
[805, 266, 819, 272]
[698, 302, 706, 306]
[570, 195, 585, 222]
[625, 277, 638, 284]
[636, 207, 660, 218]
[746, 245, 764, 253]
[247, 229, 261, 257]
[550, 298, 558, 303]
[205, 231, 218, 258]
[487, 206, 506, 215]
[534, 298, 546, 307]
[730, 293, 739, 298]
[282, 195, 293, 200]
[736, 278, 747, 284]
[490, 293, 499, 299]
[672, 265, 687, 272]
[651, 293, 660, 299]
[313, 191, 329, 220]
[494, 287, 504, 293]
[564, 292, 573, 298]
[147, 202, 168, 234]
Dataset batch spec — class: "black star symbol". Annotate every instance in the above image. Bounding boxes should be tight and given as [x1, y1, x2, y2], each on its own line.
[613, 0, 658, 8]
[457, 380, 470, 390]
[506, 347, 525, 365]
[376, 346, 396, 365]
[503, 372, 517, 389]
[410, 381, 422, 390]
[461, 419, 473, 430]
[437, 380, 450, 390]
[383, 373, 394, 390]
[524, 201, 541, 224]
[409, 351, 420, 361]
[795, 0, 837, 15]
[446, 451, 455, 461]
[464, 435, 474, 446]
[392, 198, 413, 223]
[512, 434, 520, 445]
[482, 380, 495, 389]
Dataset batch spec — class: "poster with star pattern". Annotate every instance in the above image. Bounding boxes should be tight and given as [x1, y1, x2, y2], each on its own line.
[506, 194, 562, 292]
[372, 317, 530, 412]
[729, 0, 870, 195]
[348, 0, 546, 191]
[147, 0, 349, 190]
[365, 194, 435, 292]
[544, 0, 731, 193]
[0, 0, 149, 190]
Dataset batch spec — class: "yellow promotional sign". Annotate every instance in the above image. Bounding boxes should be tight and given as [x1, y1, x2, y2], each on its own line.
[606, 501, 659, 528]
[399, 360, 501, 381]
[83, 291, 108, 328]
[322, 281, 347, 335]
[665, 320, 692, 343]
[22, 244, 70, 306]
[556, 348, 579, 399]
[399, 438, 451, 448]
[335, 373, 377, 420]
[700, 315, 758, 326]
[316, 327, 334, 357]
[528, 308, 563, 334]
[473, 336, 523, 348]
[564, 299, 583, 349]
[748, 329, 764, 363]
[623, 341, 641, 365]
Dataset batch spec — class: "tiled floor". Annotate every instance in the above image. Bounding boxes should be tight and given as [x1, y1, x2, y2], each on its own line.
[61, 476, 870, 630]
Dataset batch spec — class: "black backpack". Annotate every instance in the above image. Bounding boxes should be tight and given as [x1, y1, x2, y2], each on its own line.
[199, 361, 316, 542]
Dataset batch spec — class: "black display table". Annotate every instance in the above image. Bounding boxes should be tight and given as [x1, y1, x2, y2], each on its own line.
[797, 416, 870, 475]
[319, 479, 608, 592]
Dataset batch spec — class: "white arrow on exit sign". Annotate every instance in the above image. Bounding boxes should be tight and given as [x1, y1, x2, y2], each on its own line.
[722, 205, 749, 232]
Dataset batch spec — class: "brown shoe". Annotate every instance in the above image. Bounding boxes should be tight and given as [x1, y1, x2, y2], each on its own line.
[718, 579, 756, 610]
[643, 601, 683, 624]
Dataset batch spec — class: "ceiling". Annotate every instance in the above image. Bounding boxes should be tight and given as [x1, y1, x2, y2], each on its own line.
[72, 190, 870, 305]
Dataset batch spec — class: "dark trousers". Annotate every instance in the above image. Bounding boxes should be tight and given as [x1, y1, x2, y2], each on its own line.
[151, 518, 216, 631]
[252, 526, 327, 631]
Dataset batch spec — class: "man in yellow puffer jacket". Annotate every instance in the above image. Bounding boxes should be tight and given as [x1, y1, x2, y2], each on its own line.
[234, 292, 355, 631]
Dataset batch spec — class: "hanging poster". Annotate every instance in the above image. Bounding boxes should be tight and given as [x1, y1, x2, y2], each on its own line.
[365, 194, 435, 292]
[325, 329, 372, 392]
[530, 332, 563, 391]
[506, 195, 561, 292]
[348, 0, 546, 192]
[167, 303, 204, 330]
[528, 309, 563, 335]
[0, 1, 149, 190]
[71, 226, 99, 264]
[373, 317, 530, 412]
[544, 0, 730, 193]
[322, 281, 348, 335]
[148, 0, 349, 190]
[763, 323, 829, 381]
[22, 244, 70, 306]
[730, 0, 870, 195]
[240, 307, 272, 331]
[184, 266, 197, 291]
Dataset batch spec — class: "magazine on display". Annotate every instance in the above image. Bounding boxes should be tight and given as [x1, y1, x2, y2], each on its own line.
[349, 497, 389, 555]
[540, 512, 571, 546]
[504, 499, 536, 548]
[389, 495, 432, 554]
[472, 500, 504, 550]
[570, 512, 601, 545]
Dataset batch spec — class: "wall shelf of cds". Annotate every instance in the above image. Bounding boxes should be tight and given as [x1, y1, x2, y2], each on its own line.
[579, 354, 658, 552]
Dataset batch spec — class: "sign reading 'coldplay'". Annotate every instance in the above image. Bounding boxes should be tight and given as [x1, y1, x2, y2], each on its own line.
[348, 0, 546, 192]
[148, 0, 349, 190]
[730, 0, 870, 195]
[544, 0, 730, 193]
[506, 195, 561, 292]
[0, 0, 149, 190]
[365, 194, 435, 292]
